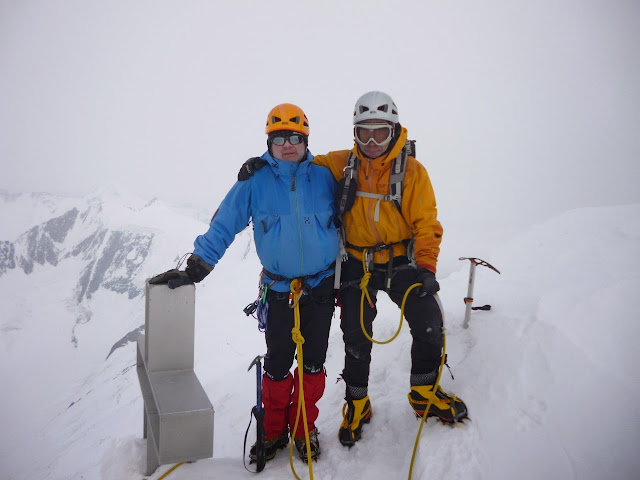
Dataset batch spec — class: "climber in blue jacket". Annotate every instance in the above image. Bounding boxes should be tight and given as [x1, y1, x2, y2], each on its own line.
[150, 103, 338, 463]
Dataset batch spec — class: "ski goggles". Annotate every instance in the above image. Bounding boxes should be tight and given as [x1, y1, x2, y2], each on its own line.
[354, 123, 394, 146]
[269, 132, 307, 146]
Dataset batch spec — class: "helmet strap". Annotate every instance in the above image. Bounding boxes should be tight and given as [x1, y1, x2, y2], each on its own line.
[384, 123, 401, 154]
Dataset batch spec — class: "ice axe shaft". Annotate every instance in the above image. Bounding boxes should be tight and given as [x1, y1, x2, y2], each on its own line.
[248, 355, 264, 411]
[246, 354, 266, 471]
[459, 257, 500, 329]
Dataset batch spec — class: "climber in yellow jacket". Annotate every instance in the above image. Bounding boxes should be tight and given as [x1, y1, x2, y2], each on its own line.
[312, 121, 442, 273]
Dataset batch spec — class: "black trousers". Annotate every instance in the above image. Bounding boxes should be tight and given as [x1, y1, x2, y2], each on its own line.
[339, 256, 443, 389]
[263, 275, 335, 380]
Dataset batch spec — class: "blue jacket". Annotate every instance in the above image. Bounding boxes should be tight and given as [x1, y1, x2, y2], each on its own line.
[193, 150, 339, 292]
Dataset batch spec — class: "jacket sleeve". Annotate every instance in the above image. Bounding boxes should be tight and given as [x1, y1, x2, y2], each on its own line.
[312, 152, 345, 181]
[401, 158, 443, 273]
[192, 180, 252, 269]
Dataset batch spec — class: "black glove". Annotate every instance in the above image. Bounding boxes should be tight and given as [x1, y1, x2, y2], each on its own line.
[238, 157, 268, 181]
[148, 269, 193, 289]
[416, 268, 440, 297]
[148, 255, 213, 289]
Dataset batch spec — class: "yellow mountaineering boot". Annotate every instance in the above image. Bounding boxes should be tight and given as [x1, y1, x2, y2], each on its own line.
[408, 385, 468, 423]
[339, 396, 372, 447]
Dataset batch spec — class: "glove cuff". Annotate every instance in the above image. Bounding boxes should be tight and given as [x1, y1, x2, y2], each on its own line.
[417, 263, 436, 274]
[185, 254, 213, 283]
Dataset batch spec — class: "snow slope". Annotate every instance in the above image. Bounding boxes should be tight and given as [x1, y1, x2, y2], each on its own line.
[1, 193, 639, 480]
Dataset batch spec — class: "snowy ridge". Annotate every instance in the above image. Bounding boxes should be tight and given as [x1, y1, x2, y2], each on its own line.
[0, 193, 639, 480]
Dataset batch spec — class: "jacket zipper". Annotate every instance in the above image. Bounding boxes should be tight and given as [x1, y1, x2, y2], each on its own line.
[291, 164, 304, 276]
[365, 160, 383, 245]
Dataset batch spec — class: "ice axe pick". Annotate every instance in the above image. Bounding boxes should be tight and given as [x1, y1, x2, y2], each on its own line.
[459, 257, 500, 329]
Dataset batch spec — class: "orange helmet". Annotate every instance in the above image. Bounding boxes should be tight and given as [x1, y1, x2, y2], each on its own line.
[265, 103, 310, 136]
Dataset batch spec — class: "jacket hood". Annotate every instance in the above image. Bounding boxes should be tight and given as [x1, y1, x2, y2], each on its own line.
[352, 126, 408, 163]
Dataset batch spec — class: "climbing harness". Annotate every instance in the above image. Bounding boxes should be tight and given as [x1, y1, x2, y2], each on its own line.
[357, 249, 421, 344]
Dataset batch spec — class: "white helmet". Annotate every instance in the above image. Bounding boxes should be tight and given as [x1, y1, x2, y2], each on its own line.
[353, 91, 399, 125]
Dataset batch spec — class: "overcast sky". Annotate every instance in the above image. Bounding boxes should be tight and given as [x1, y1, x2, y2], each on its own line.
[1, 0, 639, 230]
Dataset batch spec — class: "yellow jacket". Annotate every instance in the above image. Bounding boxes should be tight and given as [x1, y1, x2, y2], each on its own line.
[313, 127, 443, 273]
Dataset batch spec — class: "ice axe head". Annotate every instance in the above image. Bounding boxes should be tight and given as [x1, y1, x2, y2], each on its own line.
[248, 355, 264, 372]
[458, 257, 501, 274]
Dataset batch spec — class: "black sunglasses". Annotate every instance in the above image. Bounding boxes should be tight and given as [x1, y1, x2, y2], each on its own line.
[270, 133, 306, 146]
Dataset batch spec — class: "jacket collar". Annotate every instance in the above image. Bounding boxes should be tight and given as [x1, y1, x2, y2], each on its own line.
[260, 150, 314, 177]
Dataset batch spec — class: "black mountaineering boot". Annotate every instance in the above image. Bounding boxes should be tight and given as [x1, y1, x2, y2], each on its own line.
[249, 430, 289, 463]
[294, 428, 320, 463]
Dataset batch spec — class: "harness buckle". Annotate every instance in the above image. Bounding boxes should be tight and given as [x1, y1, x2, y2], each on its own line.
[343, 164, 356, 180]
[289, 279, 310, 309]
[364, 249, 374, 273]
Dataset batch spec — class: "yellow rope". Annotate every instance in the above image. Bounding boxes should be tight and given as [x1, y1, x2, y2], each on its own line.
[358, 250, 419, 345]
[354, 250, 447, 479]
[288, 280, 314, 480]
[408, 323, 447, 480]
[157, 462, 185, 480]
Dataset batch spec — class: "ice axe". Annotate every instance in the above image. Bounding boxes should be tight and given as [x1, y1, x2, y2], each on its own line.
[459, 257, 500, 329]
[243, 354, 266, 472]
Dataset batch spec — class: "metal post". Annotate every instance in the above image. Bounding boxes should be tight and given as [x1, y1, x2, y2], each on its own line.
[459, 257, 501, 329]
[463, 261, 477, 329]
[137, 281, 214, 475]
